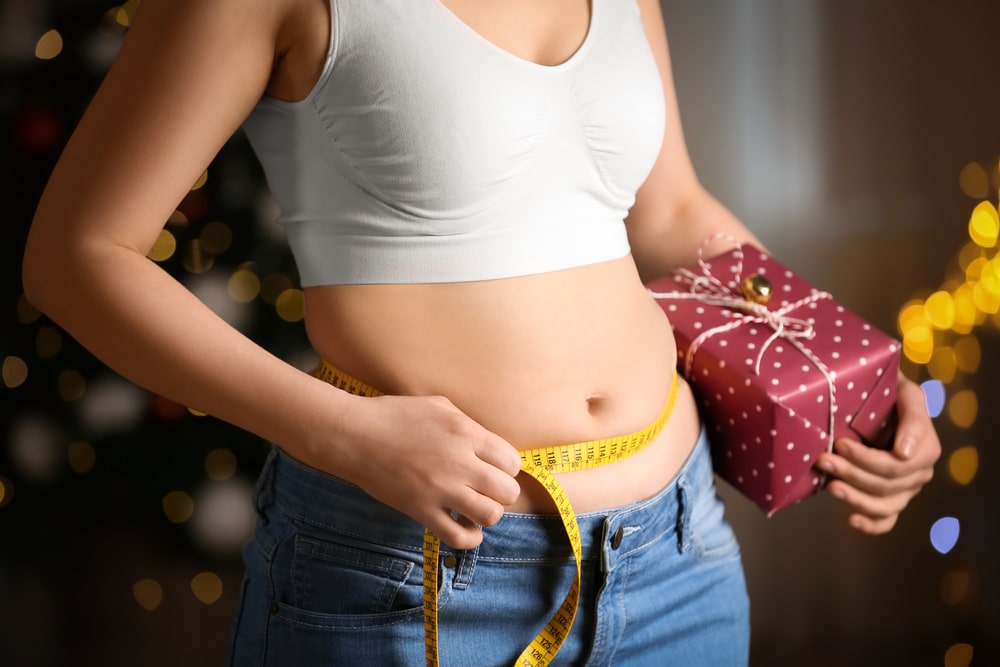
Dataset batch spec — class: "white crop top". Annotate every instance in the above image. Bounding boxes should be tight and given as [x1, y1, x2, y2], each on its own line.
[241, 0, 666, 286]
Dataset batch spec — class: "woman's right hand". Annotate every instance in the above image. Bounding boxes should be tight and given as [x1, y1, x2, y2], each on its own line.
[316, 393, 524, 551]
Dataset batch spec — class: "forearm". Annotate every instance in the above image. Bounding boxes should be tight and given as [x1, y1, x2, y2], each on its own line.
[22, 240, 354, 469]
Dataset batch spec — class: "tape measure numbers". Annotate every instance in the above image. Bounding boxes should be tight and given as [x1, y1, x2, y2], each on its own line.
[313, 359, 678, 667]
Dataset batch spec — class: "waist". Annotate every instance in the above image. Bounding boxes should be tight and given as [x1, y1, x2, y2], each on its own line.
[259, 424, 716, 560]
[301, 257, 702, 511]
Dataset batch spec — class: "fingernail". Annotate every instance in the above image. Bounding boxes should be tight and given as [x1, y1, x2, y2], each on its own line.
[819, 458, 836, 474]
[830, 485, 846, 500]
[901, 435, 917, 459]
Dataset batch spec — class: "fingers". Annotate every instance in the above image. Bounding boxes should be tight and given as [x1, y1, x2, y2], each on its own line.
[819, 437, 934, 535]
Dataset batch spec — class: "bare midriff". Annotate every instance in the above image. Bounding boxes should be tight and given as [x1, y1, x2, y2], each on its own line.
[303, 255, 701, 514]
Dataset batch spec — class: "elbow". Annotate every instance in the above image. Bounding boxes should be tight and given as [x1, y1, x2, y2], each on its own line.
[21, 222, 74, 317]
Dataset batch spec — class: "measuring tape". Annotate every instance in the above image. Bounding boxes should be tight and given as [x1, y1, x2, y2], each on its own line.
[313, 359, 678, 666]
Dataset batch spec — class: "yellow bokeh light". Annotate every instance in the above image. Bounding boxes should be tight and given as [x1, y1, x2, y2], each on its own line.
[0, 476, 12, 508]
[948, 446, 979, 486]
[947, 389, 978, 429]
[162, 490, 194, 524]
[923, 291, 955, 330]
[191, 572, 224, 605]
[148, 229, 177, 262]
[940, 570, 972, 607]
[968, 200, 999, 248]
[132, 578, 164, 612]
[261, 273, 293, 305]
[972, 280, 1000, 314]
[58, 369, 86, 402]
[897, 301, 929, 337]
[276, 288, 305, 322]
[16, 294, 41, 324]
[944, 643, 975, 667]
[199, 221, 232, 255]
[204, 448, 237, 481]
[958, 242, 985, 271]
[958, 162, 989, 199]
[2, 356, 28, 389]
[952, 284, 979, 330]
[192, 170, 208, 190]
[68, 441, 97, 475]
[953, 335, 981, 373]
[35, 30, 63, 60]
[965, 257, 987, 281]
[35, 325, 63, 359]
[902, 326, 934, 364]
[182, 240, 214, 274]
[927, 347, 956, 383]
[228, 269, 261, 304]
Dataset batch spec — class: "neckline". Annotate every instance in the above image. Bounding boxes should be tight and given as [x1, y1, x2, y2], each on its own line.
[431, 0, 597, 72]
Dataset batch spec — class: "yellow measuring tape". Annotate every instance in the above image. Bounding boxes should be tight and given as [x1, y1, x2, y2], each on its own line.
[313, 359, 678, 667]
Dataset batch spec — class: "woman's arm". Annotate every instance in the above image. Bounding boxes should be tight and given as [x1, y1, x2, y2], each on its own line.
[630, 0, 940, 532]
[23, 0, 520, 550]
[626, 0, 764, 283]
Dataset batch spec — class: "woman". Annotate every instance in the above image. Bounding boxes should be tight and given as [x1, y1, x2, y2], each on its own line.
[23, 0, 940, 664]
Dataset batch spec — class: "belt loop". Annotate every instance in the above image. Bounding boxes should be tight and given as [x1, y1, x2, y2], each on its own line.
[676, 476, 692, 554]
[450, 546, 478, 590]
[253, 447, 279, 517]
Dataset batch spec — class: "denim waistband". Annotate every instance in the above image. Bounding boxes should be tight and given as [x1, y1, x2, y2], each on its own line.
[255, 427, 714, 572]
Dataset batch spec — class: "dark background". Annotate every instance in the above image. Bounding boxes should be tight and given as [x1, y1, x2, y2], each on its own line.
[2, 0, 998, 665]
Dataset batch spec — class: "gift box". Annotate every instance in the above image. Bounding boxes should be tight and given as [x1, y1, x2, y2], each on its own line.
[646, 243, 900, 515]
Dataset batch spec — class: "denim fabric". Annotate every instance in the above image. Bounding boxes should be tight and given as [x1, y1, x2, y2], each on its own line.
[226, 428, 749, 666]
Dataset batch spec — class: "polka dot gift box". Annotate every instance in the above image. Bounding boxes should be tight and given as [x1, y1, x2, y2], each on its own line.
[647, 242, 900, 515]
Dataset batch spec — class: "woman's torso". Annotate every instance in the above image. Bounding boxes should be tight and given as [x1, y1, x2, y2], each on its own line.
[267, 0, 701, 513]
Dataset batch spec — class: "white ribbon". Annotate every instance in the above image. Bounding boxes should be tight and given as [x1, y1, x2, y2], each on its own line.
[648, 237, 839, 455]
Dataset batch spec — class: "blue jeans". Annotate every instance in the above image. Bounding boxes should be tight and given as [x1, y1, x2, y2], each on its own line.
[226, 428, 749, 666]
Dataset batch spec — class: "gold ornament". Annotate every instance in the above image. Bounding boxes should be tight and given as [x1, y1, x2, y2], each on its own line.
[741, 274, 773, 304]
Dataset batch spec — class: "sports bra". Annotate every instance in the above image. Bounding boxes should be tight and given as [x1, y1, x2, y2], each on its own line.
[241, 0, 666, 286]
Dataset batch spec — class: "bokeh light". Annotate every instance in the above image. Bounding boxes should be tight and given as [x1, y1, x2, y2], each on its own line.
[132, 578, 164, 612]
[968, 200, 999, 248]
[946, 389, 978, 429]
[958, 162, 989, 199]
[204, 448, 237, 482]
[952, 335, 981, 373]
[227, 269, 261, 304]
[2, 356, 29, 388]
[939, 570, 973, 607]
[275, 288, 305, 322]
[924, 291, 955, 329]
[190, 572, 224, 605]
[0, 477, 13, 508]
[162, 490, 194, 524]
[68, 441, 97, 475]
[944, 643, 975, 667]
[58, 369, 86, 402]
[147, 229, 177, 262]
[190, 479, 255, 555]
[34, 29, 63, 60]
[199, 221, 232, 254]
[930, 517, 960, 555]
[919, 379, 945, 418]
[947, 446, 979, 486]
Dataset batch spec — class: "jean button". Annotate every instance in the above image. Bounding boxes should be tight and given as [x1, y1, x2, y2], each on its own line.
[443, 555, 458, 568]
[610, 525, 624, 550]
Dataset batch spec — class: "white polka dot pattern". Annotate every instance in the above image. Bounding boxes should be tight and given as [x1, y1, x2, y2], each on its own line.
[646, 244, 900, 515]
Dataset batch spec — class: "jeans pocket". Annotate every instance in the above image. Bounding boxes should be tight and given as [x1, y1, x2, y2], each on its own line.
[270, 530, 430, 629]
[689, 492, 742, 565]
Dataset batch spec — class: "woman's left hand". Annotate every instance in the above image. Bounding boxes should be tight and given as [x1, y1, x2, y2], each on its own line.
[816, 375, 942, 534]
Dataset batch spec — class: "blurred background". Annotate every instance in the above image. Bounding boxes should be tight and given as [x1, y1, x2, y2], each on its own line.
[1, 0, 998, 665]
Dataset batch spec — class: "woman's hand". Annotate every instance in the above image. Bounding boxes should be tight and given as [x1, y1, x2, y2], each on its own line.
[318, 393, 524, 551]
[817, 375, 941, 534]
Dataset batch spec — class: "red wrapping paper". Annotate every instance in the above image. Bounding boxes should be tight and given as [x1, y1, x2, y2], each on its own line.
[646, 243, 900, 515]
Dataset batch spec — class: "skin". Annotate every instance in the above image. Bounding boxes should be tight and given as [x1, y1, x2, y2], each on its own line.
[22, 0, 939, 549]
